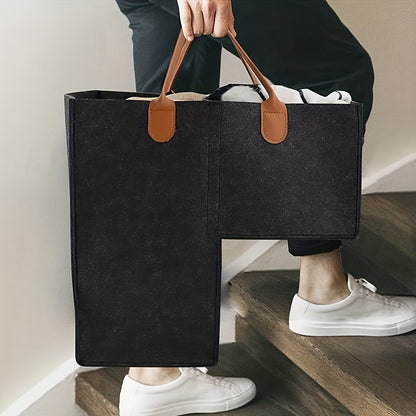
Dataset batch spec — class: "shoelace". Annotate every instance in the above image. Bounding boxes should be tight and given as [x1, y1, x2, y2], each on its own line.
[356, 278, 377, 293]
[180, 367, 207, 375]
[183, 367, 236, 390]
[355, 278, 398, 306]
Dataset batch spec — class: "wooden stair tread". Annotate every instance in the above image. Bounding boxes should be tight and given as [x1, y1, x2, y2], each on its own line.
[229, 270, 416, 416]
[208, 343, 350, 415]
[235, 317, 352, 416]
[76, 343, 350, 416]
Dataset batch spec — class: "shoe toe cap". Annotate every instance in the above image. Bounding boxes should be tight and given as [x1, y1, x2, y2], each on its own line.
[226, 377, 256, 394]
[397, 296, 416, 314]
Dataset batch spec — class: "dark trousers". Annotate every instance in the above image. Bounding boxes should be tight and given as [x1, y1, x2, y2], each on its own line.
[115, 0, 374, 256]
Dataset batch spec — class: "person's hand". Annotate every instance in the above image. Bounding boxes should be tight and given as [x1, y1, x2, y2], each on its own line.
[176, 0, 236, 41]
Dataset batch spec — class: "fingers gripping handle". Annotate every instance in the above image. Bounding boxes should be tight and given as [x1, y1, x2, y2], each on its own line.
[148, 30, 288, 144]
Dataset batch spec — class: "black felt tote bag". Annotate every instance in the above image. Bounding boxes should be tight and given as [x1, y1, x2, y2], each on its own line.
[65, 31, 363, 366]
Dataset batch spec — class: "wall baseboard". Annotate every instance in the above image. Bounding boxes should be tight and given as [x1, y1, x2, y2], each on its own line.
[1, 358, 79, 416]
[362, 152, 416, 193]
[221, 240, 278, 284]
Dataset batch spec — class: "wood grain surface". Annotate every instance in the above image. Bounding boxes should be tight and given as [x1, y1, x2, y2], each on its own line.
[76, 342, 352, 416]
[343, 193, 416, 293]
[229, 269, 416, 416]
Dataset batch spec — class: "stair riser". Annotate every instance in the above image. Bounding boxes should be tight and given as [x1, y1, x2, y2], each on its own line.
[76, 376, 119, 416]
[343, 225, 416, 293]
[360, 193, 416, 261]
[342, 244, 415, 295]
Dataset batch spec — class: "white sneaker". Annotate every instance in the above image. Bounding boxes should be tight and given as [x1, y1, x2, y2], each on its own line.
[119, 367, 256, 416]
[289, 274, 416, 336]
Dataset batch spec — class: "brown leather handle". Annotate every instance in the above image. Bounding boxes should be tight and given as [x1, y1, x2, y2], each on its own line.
[161, 30, 258, 93]
[148, 30, 288, 144]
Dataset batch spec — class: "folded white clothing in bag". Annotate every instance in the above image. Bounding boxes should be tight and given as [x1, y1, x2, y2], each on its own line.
[126, 84, 352, 105]
[206, 83, 352, 104]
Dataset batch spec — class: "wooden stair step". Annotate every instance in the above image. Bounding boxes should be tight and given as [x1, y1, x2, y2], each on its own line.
[229, 270, 416, 416]
[360, 193, 416, 258]
[341, 243, 414, 295]
[342, 192, 416, 293]
[75, 342, 351, 416]
[76, 367, 124, 416]
[235, 316, 352, 415]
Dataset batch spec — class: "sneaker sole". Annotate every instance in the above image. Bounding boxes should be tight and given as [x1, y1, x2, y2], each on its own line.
[121, 382, 256, 416]
[289, 315, 416, 337]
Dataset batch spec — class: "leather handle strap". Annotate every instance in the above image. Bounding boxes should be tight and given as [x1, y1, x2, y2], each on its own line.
[148, 30, 288, 144]
[163, 31, 259, 89]
[163, 32, 192, 95]
[226, 30, 287, 144]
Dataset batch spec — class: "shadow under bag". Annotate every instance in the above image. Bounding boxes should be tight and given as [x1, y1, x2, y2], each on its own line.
[65, 31, 363, 366]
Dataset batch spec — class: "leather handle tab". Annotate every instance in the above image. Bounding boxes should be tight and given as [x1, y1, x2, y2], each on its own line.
[148, 30, 288, 144]
[227, 30, 288, 144]
[148, 33, 191, 142]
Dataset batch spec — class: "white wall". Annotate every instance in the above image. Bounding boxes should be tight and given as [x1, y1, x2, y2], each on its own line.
[0, 1, 135, 413]
[328, 0, 416, 188]
[1, 0, 415, 414]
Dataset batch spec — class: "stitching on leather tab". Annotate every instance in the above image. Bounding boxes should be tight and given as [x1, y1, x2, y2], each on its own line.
[148, 107, 175, 142]
[261, 110, 288, 144]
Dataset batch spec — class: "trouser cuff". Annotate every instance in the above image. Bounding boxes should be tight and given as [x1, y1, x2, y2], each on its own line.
[288, 239, 342, 257]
